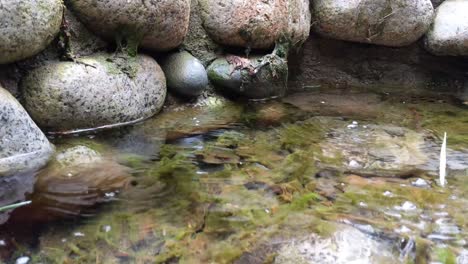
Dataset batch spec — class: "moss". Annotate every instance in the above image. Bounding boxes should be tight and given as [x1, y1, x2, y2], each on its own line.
[435, 247, 457, 264]
[290, 192, 322, 210]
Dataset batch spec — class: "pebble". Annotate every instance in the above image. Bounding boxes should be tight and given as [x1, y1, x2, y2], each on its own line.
[15, 257, 30, 264]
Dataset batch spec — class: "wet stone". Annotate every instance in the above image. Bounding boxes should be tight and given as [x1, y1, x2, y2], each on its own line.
[162, 51, 208, 97]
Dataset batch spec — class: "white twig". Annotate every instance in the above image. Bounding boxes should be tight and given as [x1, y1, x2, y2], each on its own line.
[439, 132, 447, 187]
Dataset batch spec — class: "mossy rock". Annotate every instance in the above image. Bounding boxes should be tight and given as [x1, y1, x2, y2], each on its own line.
[21, 53, 167, 133]
[207, 54, 288, 99]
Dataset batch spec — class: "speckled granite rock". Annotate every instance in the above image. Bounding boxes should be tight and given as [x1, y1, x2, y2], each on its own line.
[0, 0, 63, 64]
[67, 0, 190, 51]
[425, 0, 468, 56]
[312, 0, 434, 47]
[22, 53, 167, 133]
[0, 87, 54, 176]
[199, 0, 311, 49]
[162, 51, 208, 97]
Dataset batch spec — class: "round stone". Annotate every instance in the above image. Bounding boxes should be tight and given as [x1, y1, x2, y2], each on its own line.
[21, 53, 167, 133]
[0, 0, 63, 64]
[162, 51, 208, 97]
[425, 0, 468, 56]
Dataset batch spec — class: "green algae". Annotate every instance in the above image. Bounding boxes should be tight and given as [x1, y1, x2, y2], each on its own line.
[12, 90, 468, 263]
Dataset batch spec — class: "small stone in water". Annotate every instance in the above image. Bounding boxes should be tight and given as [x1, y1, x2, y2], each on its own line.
[73, 232, 85, 237]
[347, 121, 359, 129]
[395, 201, 417, 211]
[411, 178, 429, 188]
[103, 225, 111, 233]
[395, 225, 411, 234]
[348, 160, 361, 168]
[383, 191, 394, 197]
[358, 202, 368, 207]
[15, 257, 30, 264]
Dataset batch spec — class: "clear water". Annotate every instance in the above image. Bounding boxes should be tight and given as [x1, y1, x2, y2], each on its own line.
[0, 87, 467, 264]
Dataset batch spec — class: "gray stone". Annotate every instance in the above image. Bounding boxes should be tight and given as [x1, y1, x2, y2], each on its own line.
[425, 0, 468, 56]
[207, 54, 288, 99]
[22, 53, 167, 133]
[0, 0, 63, 64]
[162, 51, 208, 97]
[199, 0, 311, 49]
[67, 0, 191, 51]
[312, 0, 434, 47]
[0, 87, 54, 176]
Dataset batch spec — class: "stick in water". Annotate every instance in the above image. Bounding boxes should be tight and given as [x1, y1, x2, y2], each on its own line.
[0, 201, 31, 212]
[439, 132, 447, 187]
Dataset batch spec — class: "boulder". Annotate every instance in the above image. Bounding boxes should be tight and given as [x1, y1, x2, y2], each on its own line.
[0, 87, 54, 176]
[425, 0, 468, 56]
[199, 0, 311, 49]
[66, 0, 191, 51]
[0, 0, 63, 64]
[22, 53, 167, 133]
[312, 0, 434, 47]
[207, 53, 288, 99]
[162, 51, 208, 97]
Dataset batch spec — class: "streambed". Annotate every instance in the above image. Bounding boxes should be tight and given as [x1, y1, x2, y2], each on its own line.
[0, 87, 467, 264]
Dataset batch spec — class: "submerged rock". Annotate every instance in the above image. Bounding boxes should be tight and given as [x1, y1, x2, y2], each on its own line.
[425, 0, 468, 56]
[22, 53, 167, 133]
[162, 51, 208, 97]
[207, 54, 288, 99]
[24, 143, 131, 221]
[0, 0, 63, 64]
[312, 0, 434, 47]
[274, 225, 397, 264]
[67, 0, 190, 51]
[0, 87, 54, 176]
[199, 0, 311, 49]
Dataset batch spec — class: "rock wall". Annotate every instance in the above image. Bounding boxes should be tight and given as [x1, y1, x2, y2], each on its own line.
[0, 0, 467, 179]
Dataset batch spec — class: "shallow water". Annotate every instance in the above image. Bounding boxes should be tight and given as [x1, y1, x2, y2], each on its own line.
[0, 87, 467, 264]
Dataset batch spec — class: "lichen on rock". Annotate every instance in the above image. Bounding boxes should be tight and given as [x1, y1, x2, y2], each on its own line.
[0, 0, 63, 64]
[21, 53, 167, 133]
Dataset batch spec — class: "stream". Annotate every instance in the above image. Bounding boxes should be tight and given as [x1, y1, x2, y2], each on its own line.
[0, 86, 467, 264]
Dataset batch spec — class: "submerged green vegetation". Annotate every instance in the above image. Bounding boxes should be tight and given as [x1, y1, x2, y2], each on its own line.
[2, 89, 467, 263]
